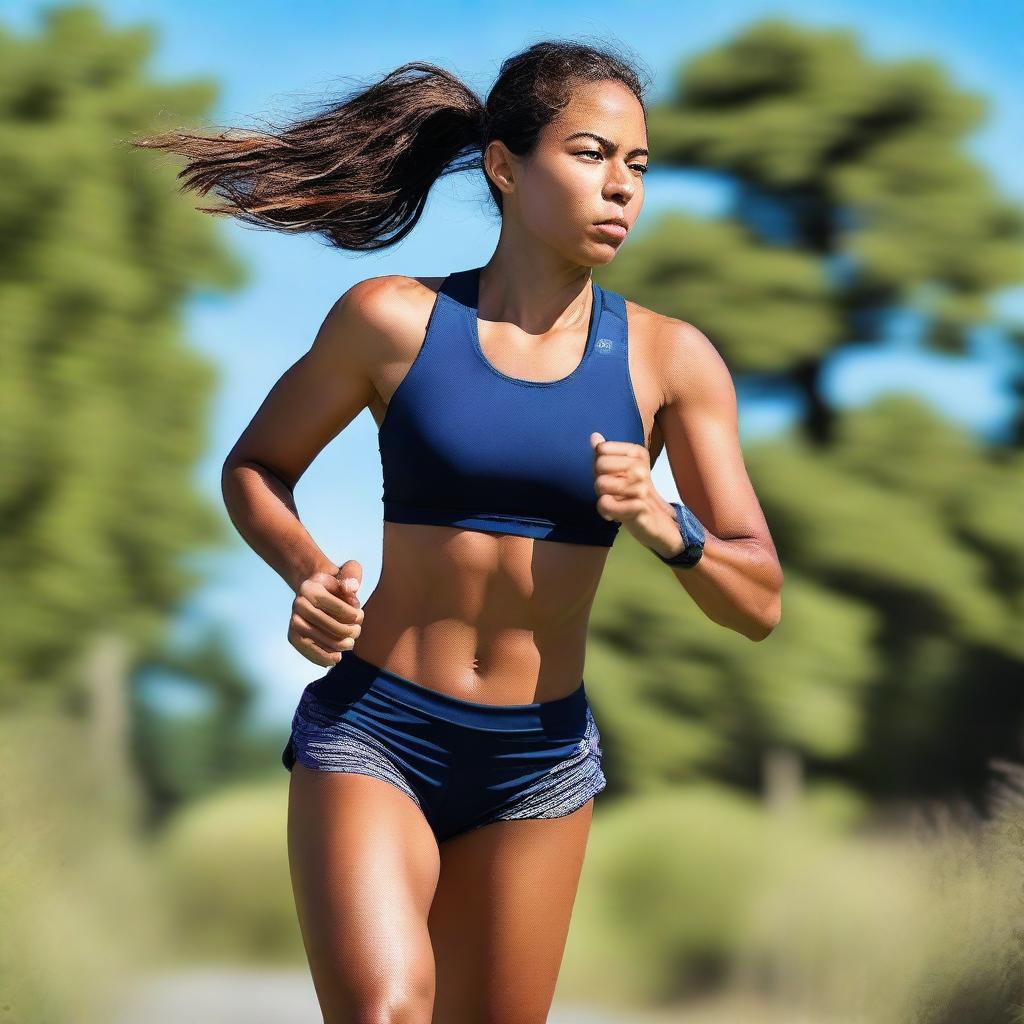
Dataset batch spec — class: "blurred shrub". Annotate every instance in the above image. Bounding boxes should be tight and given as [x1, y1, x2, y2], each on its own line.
[560, 782, 1024, 1020]
[802, 779, 873, 833]
[0, 710, 173, 1024]
[152, 780, 303, 963]
[561, 783, 825, 1005]
[732, 797, 1024, 1022]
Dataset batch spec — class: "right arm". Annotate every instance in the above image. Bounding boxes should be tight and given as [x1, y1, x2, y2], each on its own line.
[221, 277, 389, 664]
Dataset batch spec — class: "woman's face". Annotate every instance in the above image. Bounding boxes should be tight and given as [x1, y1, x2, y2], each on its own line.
[491, 79, 648, 266]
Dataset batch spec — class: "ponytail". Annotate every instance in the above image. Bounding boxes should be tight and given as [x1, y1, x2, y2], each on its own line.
[131, 62, 485, 251]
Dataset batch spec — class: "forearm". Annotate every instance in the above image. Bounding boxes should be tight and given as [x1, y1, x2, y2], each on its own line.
[647, 498, 782, 641]
[221, 459, 338, 593]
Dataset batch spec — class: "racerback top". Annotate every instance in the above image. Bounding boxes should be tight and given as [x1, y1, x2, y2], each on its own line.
[377, 265, 646, 547]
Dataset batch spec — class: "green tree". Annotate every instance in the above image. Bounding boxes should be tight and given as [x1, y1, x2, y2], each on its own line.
[0, 3, 269, 821]
[131, 622, 271, 829]
[0, 9, 256, 1017]
[0, 4, 247, 719]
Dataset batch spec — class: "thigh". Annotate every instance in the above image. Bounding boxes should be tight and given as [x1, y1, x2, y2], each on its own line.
[427, 799, 595, 1024]
[287, 763, 442, 1023]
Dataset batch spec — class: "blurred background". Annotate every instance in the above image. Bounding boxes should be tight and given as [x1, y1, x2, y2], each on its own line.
[1, 1, 1022, 1021]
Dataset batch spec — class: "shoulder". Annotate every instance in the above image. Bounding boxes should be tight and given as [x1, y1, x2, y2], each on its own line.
[624, 298, 734, 412]
[317, 273, 447, 361]
[330, 273, 445, 332]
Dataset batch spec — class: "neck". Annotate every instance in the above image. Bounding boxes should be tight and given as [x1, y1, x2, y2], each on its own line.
[477, 248, 593, 337]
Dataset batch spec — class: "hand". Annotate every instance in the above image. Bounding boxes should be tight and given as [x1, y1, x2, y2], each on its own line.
[590, 432, 682, 556]
[288, 558, 364, 667]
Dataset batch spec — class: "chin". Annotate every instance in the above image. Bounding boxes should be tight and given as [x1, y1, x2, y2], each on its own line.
[587, 246, 620, 266]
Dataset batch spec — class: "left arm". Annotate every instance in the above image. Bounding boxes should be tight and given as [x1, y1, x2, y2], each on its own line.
[591, 319, 782, 641]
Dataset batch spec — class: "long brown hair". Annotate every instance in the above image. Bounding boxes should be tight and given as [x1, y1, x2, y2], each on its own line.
[131, 40, 650, 252]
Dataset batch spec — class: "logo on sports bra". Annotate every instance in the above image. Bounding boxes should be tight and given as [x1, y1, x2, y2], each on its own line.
[595, 338, 614, 353]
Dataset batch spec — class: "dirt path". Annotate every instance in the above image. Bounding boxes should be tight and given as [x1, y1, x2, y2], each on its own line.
[108, 967, 825, 1023]
[109, 967, 634, 1023]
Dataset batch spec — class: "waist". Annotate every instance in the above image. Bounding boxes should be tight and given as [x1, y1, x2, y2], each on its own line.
[354, 599, 591, 706]
[317, 650, 590, 733]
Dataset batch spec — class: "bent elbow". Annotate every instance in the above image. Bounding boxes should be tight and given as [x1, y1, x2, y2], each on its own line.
[748, 592, 782, 642]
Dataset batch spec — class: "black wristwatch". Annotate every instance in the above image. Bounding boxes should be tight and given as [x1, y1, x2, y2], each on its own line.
[650, 501, 705, 568]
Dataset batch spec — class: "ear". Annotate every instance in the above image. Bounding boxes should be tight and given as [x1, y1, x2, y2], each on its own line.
[483, 139, 516, 195]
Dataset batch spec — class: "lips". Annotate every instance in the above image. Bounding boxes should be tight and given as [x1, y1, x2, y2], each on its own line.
[594, 222, 627, 241]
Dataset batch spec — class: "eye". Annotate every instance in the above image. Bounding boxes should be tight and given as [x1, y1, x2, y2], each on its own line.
[575, 150, 648, 175]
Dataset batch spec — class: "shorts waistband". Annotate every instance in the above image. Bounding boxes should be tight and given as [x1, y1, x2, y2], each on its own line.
[326, 651, 589, 733]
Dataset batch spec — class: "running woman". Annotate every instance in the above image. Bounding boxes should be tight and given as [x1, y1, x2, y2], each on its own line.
[136, 40, 782, 1024]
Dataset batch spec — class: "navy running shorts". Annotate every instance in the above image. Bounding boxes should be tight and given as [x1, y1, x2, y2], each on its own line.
[281, 650, 607, 844]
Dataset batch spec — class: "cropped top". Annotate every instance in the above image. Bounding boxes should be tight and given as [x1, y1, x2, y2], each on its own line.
[377, 265, 646, 547]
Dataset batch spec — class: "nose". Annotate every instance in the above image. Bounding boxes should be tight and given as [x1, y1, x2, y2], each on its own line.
[606, 163, 636, 202]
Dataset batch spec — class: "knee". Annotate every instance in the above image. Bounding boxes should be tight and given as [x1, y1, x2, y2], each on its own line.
[326, 980, 433, 1024]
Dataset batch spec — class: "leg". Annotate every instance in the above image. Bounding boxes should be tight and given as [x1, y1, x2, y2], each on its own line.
[287, 763, 441, 1023]
[427, 798, 596, 1024]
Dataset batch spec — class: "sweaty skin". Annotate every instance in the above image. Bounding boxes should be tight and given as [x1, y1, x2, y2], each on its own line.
[354, 273, 666, 706]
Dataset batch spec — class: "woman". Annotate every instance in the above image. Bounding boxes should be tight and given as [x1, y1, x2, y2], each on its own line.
[138, 40, 782, 1024]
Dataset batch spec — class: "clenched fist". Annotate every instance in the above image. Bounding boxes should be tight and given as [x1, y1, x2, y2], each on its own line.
[288, 558, 364, 667]
[590, 431, 681, 555]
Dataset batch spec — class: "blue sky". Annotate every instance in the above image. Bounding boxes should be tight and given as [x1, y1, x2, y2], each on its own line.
[7, 0, 1023, 727]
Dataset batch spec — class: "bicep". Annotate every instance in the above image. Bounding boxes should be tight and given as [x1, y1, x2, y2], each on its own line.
[223, 280, 381, 490]
[656, 321, 774, 548]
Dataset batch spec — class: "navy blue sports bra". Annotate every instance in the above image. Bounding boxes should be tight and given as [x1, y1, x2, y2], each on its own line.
[377, 266, 646, 547]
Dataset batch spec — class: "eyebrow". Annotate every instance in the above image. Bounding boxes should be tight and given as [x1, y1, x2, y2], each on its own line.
[563, 131, 649, 159]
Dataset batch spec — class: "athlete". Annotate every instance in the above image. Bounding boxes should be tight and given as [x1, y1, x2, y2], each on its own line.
[138, 40, 782, 1024]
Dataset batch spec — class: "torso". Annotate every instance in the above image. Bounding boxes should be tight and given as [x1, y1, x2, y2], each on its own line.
[352, 273, 670, 705]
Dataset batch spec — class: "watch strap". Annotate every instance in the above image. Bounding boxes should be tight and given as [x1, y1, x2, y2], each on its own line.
[652, 501, 705, 567]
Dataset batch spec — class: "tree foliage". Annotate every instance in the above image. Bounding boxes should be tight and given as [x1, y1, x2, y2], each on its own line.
[0, 4, 247, 710]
